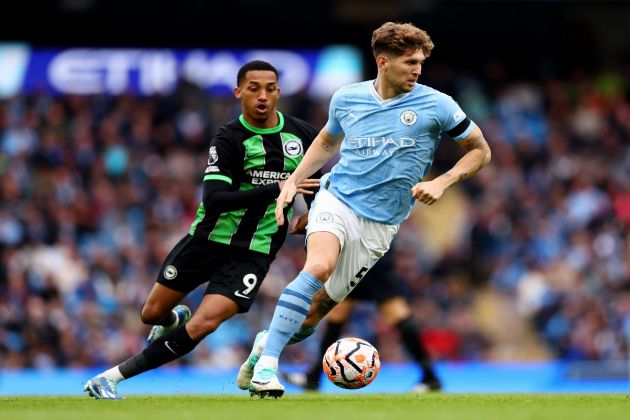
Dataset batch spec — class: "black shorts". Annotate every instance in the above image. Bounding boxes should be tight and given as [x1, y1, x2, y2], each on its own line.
[157, 235, 274, 313]
[348, 250, 411, 303]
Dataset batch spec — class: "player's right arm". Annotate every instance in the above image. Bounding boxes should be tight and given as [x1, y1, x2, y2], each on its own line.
[275, 89, 347, 225]
[204, 129, 320, 213]
[275, 128, 343, 225]
[202, 130, 281, 212]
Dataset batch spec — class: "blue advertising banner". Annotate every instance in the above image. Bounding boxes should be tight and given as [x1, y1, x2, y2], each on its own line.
[0, 44, 363, 98]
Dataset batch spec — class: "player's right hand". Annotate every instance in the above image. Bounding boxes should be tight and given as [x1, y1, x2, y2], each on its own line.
[275, 181, 297, 226]
[276, 179, 319, 225]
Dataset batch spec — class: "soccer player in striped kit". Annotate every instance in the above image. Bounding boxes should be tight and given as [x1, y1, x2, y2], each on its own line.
[84, 60, 320, 399]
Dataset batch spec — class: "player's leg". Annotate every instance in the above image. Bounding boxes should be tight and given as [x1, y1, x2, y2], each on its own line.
[118, 294, 238, 379]
[85, 294, 239, 400]
[378, 296, 442, 392]
[84, 235, 223, 400]
[248, 231, 340, 398]
[237, 277, 341, 391]
[283, 299, 354, 390]
[139, 235, 206, 346]
[142, 283, 190, 345]
[247, 190, 396, 397]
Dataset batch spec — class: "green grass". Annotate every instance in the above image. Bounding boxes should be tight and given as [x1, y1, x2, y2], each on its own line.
[2, 394, 630, 420]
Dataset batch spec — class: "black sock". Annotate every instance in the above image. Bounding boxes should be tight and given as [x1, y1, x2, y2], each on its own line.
[118, 325, 200, 380]
[307, 321, 344, 382]
[158, 311, 176, 326]
[396, 316, 438, 382]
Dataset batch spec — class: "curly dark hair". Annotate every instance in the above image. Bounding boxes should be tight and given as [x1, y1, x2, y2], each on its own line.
[371, 22, 434, 59]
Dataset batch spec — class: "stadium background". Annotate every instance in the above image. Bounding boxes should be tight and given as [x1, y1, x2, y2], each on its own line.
[2, 0, 630, 394]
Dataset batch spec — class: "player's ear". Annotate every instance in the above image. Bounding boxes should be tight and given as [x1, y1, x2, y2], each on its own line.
[376, 55, 388, 70]
[234, 87, 242, 99]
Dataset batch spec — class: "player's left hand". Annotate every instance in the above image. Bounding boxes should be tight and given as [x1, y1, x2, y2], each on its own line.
[411, 180, 446, 205]
[295, 179, 320, 195]
[289, 212, 309, 234]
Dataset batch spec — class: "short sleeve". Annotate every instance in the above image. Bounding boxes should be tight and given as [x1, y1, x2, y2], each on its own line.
[324, 90, 344, 136]
[436, 93, 474, 141]
[203, 128, 239, 184]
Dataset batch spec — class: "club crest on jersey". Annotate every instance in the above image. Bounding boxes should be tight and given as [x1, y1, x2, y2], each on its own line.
[163, 265, 178, 280]
[316, 212, 333, 223]
[283, 139, 303, 157]
[207, 146, 218, 165]
[400, 110, 417, 126]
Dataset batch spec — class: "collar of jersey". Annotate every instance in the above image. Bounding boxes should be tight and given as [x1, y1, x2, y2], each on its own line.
[368, 80, 415, 107]
[239, 112, 284, 134]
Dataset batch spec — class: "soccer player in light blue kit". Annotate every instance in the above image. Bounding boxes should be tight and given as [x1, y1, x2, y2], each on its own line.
[239, 22, 492, 397]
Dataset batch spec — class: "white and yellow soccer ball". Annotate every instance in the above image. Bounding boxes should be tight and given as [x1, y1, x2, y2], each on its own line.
[322, 337, 381, 389]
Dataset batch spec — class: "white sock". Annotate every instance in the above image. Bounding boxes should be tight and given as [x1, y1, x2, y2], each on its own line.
[254, 332, 268, 356]
[99, 366, 125, 384]
[257, 355, 278, 371]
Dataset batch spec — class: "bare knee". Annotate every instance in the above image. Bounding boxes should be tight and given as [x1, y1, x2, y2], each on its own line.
[141, 303, 168, 325]
[304, 261, 335, 282]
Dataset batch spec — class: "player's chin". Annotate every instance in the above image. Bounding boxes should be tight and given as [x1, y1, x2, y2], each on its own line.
[251, 112, 269, 123]
[401, 83, 415, 92]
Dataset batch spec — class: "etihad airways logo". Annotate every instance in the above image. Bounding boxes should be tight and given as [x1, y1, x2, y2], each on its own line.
[246, 169, 291, 185]
[347, 136, 416, 156]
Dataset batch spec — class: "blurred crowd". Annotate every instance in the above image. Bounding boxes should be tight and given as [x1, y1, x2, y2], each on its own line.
[1, 62, 630, 371]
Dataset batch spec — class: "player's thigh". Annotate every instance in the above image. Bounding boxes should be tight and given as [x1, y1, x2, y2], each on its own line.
[145, 235, 215, 320]
[304, 231, 341, 279]
[325, 220, 398, 302]
[155, 235, 216, 293]
[205, 253, 274, 313]
[304, 189, 350, 279]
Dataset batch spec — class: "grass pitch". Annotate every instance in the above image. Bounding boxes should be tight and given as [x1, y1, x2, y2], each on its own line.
[2, 394, 630, 420]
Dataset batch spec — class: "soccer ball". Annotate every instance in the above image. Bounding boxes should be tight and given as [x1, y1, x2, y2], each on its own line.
[322, 337, 380, 389]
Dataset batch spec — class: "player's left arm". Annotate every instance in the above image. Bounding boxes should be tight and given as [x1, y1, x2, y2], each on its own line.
[412, 125, 491, 205]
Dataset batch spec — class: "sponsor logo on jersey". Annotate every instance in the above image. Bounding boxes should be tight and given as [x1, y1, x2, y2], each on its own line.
[347, 136, 416, 156]
[400, 110, 417, 126]
[283, 139, 303, 157]
[163, 265, 178, 280]
[246, 169, 292, 186]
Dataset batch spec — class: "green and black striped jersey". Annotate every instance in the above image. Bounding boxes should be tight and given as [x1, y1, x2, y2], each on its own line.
[189, 111, 318, 256]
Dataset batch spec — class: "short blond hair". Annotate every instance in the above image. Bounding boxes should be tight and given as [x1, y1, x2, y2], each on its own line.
[371, 22, 434, 59]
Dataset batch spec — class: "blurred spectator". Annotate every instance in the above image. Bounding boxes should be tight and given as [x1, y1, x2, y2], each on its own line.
[1, 61, 630, 369]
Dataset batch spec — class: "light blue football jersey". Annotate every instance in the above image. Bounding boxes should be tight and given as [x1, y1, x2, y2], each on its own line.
[324, 80, 475, 225]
